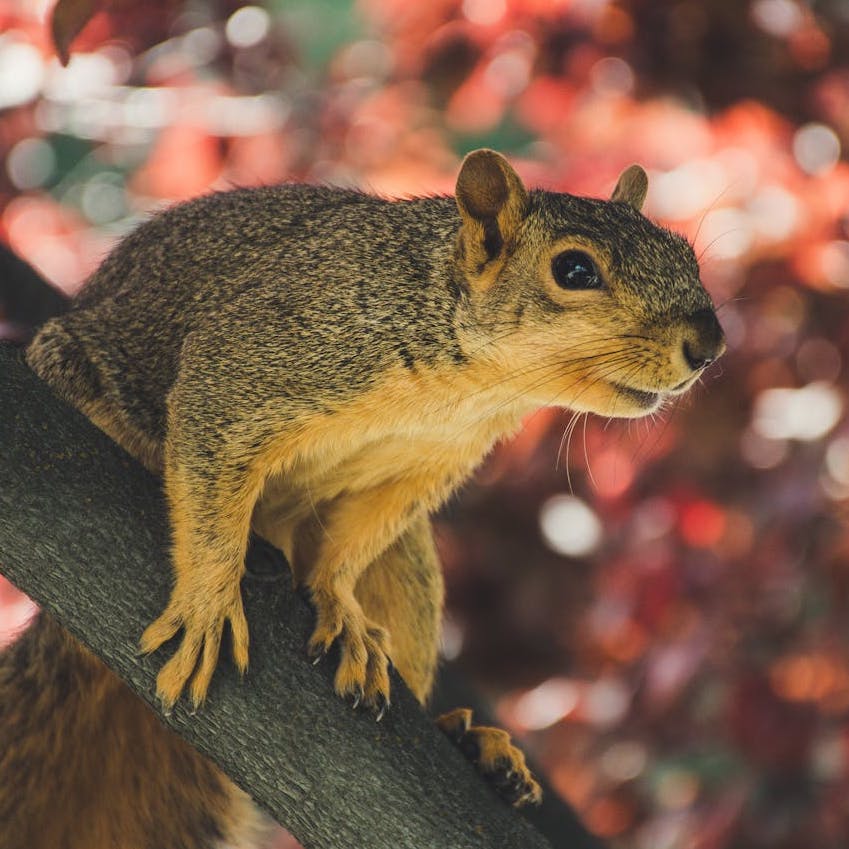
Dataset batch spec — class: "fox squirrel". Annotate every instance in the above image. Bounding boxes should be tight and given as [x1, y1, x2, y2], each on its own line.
[3, 149, 724, 848]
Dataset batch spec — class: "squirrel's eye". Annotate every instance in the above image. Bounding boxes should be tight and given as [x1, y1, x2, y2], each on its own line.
[552, 251, 601, 290]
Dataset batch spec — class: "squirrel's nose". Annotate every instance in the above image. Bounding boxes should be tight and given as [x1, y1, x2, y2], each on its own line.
[682, 308, 725, 372]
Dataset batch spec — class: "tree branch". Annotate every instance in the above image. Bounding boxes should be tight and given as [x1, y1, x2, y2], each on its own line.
[0, 342, 561, 849]
[0, 243, 69, 337]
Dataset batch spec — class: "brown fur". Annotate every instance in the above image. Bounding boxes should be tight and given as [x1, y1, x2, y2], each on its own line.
[7, 149, 724, 845]
[437, 708, 541, 806]
[0, 615, 272, 849]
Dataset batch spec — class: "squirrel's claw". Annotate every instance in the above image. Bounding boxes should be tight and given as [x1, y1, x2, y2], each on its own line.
[308, 641, 331, 665]
[309, 588, 392, 718]
[141, 583, 249, 712]
[373, 694, 390, 722]
[488, 764, 540, 807]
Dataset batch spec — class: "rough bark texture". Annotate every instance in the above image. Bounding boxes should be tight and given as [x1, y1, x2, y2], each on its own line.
[0, 342, 560, 849]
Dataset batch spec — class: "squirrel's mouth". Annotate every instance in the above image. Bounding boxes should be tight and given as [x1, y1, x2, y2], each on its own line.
[610, 382, 663, 408]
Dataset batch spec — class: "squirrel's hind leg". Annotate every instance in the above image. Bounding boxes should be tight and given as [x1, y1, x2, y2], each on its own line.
[26, 317, 164, 473]
[437, 708, 543, 807]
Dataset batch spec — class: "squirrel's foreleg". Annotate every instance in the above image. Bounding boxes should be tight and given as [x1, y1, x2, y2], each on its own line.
[140, 402, 269, 710]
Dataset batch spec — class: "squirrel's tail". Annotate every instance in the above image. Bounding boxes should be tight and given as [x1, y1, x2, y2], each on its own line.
[0, 611, 273, 849]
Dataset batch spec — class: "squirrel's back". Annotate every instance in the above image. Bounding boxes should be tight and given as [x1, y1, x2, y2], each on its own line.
[28, 185, 463, 464]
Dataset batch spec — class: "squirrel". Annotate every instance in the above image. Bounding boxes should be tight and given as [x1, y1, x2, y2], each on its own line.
[3, 149, 724, 848]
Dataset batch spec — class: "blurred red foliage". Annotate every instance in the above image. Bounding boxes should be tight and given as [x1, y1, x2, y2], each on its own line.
[2, 1, 849, 847]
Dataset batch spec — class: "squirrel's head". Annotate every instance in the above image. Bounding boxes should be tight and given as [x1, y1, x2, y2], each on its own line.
[453, 149, 725, 418]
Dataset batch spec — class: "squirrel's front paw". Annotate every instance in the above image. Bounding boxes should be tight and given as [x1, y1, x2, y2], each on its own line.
[140, 583, 249, 711]
[438, 708, 542, 807]
[308, 589, 391, 719]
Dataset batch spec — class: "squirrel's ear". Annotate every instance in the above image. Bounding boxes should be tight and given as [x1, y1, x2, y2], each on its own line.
[611, 164, 648, 211]
[455, 149, 529, 273]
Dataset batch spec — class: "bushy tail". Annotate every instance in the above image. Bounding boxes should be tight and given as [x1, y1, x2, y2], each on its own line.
[0, 612, 269, 849]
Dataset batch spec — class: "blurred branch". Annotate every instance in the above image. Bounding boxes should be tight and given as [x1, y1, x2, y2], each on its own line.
[0, 343, 561, 849]
[0, 242, 69, 341]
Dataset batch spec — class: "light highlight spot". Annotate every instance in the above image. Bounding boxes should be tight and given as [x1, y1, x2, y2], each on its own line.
[753, 382, 843, 441]
[513, 677, 579, 730]
[539, 494, 603, 557]
[226, 6, 271, 49]
[793, 122, 841, 176]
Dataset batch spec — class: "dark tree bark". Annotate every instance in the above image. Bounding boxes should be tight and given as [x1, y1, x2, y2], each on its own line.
[0, 343, 566, 849]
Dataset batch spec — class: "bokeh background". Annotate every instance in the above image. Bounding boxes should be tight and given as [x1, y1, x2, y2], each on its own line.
[2, 1, 849, 847]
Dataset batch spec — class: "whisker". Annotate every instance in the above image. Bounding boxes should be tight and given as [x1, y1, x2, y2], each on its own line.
[438, 345, 641, 419]
[713, 295, 747, 313]
[464, 349, 649, 443]
[458, 355, 631, 434]
[582, 412, 597, 492]
[555, 410, 580, 473]
[692, 182, 734, 250]
[696, 228, 741, 264]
